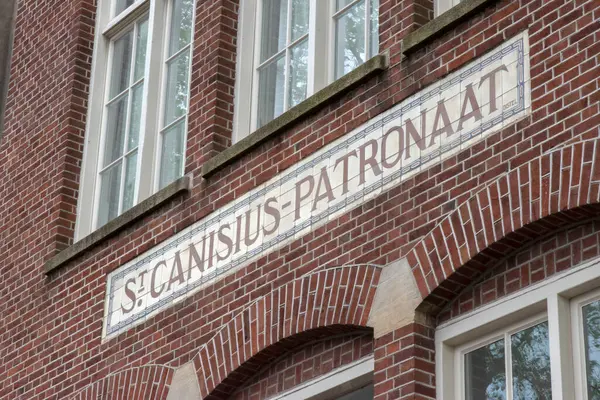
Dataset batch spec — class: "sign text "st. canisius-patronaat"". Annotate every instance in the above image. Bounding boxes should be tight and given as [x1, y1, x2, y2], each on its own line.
[103, 32, 531, 338]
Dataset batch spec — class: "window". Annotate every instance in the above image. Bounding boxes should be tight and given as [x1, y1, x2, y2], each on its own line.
[572, 291, 600, 400]
[436, 257, 600, 400]
[270, 356, 374, 400]
[234, 0, 379, 142]
[77, 0, 194, 237]
[435, 0, 462, 16]
[460, 317, 552, 399]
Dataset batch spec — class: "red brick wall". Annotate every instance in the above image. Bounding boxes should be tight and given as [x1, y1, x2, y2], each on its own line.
[0, 0, 599, 399]
[71, 365, 175, 400]
[439, 219, 600, 323]
[374, 322, 435, 399]
[231, 333, 373, 400]
[187, 0, 238, 171]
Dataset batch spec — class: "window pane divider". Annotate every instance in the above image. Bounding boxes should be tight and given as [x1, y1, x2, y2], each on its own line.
[333, 0, 362, 19]
[283, 0, 293, 112]
[106, 88, 129, 106]
[116, 20, 139, 216]
[131, 77, 144, 89]
[548, 293, 576, 399]
[99, 146, 138, 175]
[165, 42, 191, 64]
[257, 47, 286, 70]
[160, 114, 187, 134]
[103, 0, 150, 38]
[505, 330, 513, 400]
[365, 0, 371, 60]
[135, 0, 164, 202]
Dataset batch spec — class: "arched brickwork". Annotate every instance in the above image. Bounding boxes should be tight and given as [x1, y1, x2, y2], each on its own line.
[438, 219, 600, 323]
[190, 264, 382, 399]
[407, 139, 600, 311]
[69, 365, 175, 400]
[231, 332, 374, 399]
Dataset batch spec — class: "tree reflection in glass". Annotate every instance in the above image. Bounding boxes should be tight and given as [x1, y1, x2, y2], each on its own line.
[465, 339, 506, 400]
[335, 0, 366, 79]
[159, 0, 194, 189]
[464, 321, 552, 400]
[584, 300, 600, 399]
[511, 322, 552, 399]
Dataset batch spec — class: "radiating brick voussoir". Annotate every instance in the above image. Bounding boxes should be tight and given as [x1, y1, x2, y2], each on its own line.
[191, 264, 382, 399]
[69, 365, 175, 400]
[408, 140, 600, 306]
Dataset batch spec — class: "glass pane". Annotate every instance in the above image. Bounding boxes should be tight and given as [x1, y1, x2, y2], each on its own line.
[335, 1, 366, 79]
[128, 82, 143, 150]
[257, 55, 285, 127]
[465, 339, 506, 400]
[160, 120, 185, 189]
[115, 0, 135, 16]
[97, 161, 122, 227]
[260, 0, 288, 62]
[109, 30, 133, 99]
[337, 0, 357, 11]
[511, 322, 552, 400]
[288, 39, 308, 108]
[104, 94, 128, 166]
[370, 0, 379, 57]
[168, 0, 194, 57]
[336, 384, 374, 399]
[583, 300, 600, 399]
[291, 0, 309, 41]
[163, 49, 190, 127]
[133, 17, 148, 81]
[122, 151, 137, 211]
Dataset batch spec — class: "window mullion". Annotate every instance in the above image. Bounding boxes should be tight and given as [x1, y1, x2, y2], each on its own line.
[548, 293, 576, 399]
[365, 0, 370, 60]
[506, 332, 513, 400]
[283, 0, 292, 112]
[332, 0, 362, 18]
[571, 297, 587, 400]
[118, 22, 139, 215]
[233, 0, 257, 140]
[136, 0, 163, 201]
[92, 37, 119, 230]
[308, 0, 328, 93]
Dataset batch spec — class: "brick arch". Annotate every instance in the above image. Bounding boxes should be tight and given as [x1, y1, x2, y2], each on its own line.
[190, 264, 382, 399]
[69, 365, 175, 400]
[408, 139, 600, 311]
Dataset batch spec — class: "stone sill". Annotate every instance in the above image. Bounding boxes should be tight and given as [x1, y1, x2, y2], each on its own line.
[402, 0, 498, 54]
[201, 53, 390, 178]
[43, 175, 192, 275]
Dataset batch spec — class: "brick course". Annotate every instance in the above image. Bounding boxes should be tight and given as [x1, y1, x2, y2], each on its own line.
[1, 0, 599, 398]
[231, 333, 373, 400]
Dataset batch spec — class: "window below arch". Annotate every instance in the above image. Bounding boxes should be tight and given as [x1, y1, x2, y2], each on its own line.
[270, 356, 374, 400]
[436, 257, 600, 400]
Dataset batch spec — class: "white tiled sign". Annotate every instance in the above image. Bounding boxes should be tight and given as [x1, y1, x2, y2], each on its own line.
[103, 32, 531, 339]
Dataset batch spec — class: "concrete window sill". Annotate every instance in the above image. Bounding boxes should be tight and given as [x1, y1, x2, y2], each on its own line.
[201, 53, 389, 178]
[402, 0, 498, 54]
[43, 175, 192, 275]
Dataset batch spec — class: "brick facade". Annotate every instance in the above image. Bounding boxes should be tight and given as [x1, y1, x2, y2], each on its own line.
[232, 333, 373, 399]
[1, 0, 599, 399]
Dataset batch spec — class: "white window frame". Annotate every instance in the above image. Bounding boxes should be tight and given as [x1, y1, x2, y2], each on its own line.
[234, 0, 378, 143]
[435, 256, 600, 400]
[571, 288, 600, 400]
[454, 313, 549, 400]
[435, 0, 461, 16]
[268, 355, 374, 400]
[76, 0, 195, 239]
